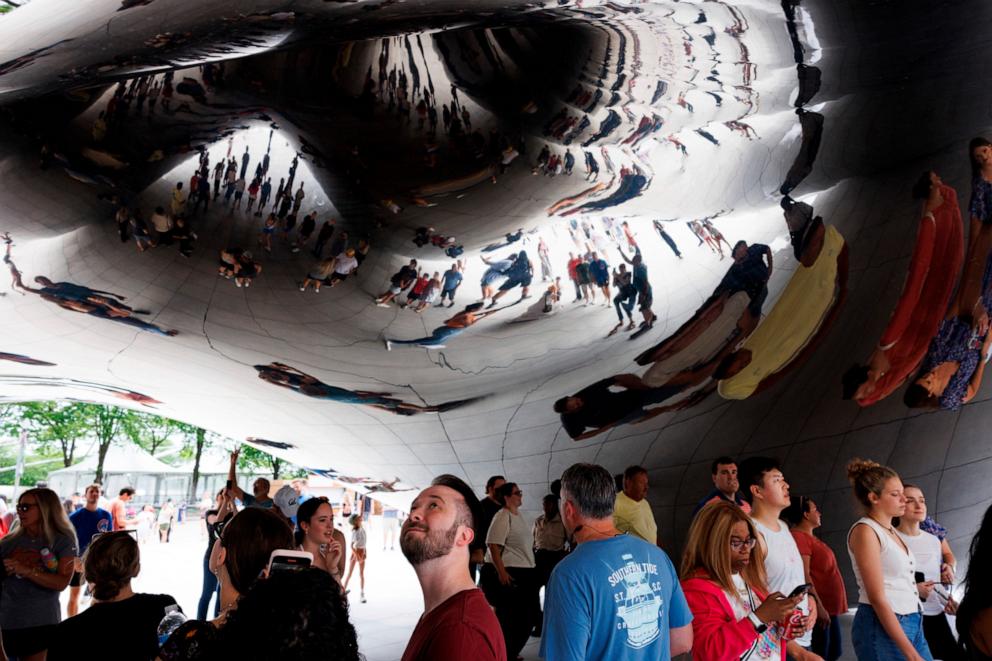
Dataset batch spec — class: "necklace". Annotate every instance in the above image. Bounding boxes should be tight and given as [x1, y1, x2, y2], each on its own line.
[868, 514, 895, 534]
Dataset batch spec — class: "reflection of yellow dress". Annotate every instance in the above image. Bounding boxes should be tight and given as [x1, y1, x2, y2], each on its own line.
[718, 225, 844, 400]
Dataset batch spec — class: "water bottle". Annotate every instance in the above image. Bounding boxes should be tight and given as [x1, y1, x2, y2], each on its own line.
[157, 604, 187, 648]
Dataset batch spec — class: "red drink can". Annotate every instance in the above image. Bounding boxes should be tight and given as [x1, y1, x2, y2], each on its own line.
[783, 609, 804, 640]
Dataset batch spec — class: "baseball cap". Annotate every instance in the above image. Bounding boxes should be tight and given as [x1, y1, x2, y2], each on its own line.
[273, 485, 299, 519]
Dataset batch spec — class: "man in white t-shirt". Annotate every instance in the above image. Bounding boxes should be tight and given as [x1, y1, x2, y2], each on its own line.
[739, 456, 822, 661]
[328, 248, 359, 287]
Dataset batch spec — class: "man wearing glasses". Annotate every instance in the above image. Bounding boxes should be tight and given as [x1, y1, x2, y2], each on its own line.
[67, 484, 112, 616]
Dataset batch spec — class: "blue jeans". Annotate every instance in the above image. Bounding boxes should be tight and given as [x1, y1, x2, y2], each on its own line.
[196, 551, 220, 620]
[852, 604, 933, 661]
[811, 615, 843, 661]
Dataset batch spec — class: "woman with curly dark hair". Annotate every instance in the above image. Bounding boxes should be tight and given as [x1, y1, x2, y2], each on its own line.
[222, 568, 361, 660]
[956, 503, 992, 659]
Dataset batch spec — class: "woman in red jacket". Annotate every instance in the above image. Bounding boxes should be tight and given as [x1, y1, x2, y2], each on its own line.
[681, 501, 809, 661]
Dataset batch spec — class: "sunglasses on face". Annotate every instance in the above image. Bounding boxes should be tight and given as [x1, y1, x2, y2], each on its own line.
[16, 503, 37, 513]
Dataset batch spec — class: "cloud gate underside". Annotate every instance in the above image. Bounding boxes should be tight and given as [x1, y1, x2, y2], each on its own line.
[1, 0, 991, 580]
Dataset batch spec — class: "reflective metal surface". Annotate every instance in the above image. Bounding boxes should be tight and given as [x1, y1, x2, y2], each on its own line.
[1, 0, 990, 564]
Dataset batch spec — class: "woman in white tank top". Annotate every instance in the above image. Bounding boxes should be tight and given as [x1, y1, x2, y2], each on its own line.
[846, 459, 933, 661]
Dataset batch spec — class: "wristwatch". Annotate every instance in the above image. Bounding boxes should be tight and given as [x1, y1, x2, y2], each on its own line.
[747, 611, 768, 634]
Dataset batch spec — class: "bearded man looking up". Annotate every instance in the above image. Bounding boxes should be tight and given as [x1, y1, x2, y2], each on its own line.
[400, 475, 507, 661]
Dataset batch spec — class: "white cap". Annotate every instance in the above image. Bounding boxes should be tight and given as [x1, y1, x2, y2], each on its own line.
[273, 485, 299, 519]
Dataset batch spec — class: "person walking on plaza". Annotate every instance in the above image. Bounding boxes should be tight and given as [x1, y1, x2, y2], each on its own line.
[400, 475, 506, 661]
[784, 496, 848, 661]
[846, 459, 932, 661]
[614, 465, 660, 546]
[343, 513, 368, 603]
[541, 463, 693, 660]
[67, 483, 112, 617]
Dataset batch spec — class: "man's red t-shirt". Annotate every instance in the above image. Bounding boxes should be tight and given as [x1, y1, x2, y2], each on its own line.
[401, 588, 506, 661]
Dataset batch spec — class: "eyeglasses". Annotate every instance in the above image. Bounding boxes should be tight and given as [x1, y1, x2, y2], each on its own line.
[16, 503, 37, 513]
[730, 537, 757, 551]
[512, 491, 523, 497]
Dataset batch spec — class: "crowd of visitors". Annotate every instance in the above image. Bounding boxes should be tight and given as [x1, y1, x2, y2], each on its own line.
[2, 455, 990, 661]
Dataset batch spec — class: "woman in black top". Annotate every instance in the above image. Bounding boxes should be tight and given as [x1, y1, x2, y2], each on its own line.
[957, 503, 992, 660]
[48, 532, 179, 661]
[197, 490, 233, 620]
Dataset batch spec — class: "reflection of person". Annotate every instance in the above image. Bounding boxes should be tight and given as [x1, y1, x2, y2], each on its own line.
[903, 268, 992, 411]
[386, 302, 505, 350]
[719, 223, 848, 401]
[254, 362, 468, 415]
[554, 351, 750, 440]
[4, 235, 177, 336]
[618, 246, 654, 329]
[487, 251, 533, 308]
[844, 173, 963, 405]
[0, 352, 54, 366]
[718, 240, 772, 316]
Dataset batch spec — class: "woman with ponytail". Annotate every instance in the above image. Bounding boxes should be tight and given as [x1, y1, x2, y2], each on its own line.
[49, 531, 180, 660]
[846, 459, 932, 660]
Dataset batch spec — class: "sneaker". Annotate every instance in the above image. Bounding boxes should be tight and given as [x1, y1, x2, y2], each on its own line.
[299, 286, 305, 291]
[360, 592, 367, 603]
[236, 281, 242, 288]
[384, 339, 392, 351]
[376, 302, 391, 308]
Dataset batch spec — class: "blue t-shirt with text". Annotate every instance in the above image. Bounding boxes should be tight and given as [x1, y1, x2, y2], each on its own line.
[70, 507, 113, 554]
[540, 534, 691, 661]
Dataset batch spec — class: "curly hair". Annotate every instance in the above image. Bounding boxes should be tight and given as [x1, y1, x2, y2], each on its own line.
[846, 457, 899, 510]
[221, 568, 361, 660]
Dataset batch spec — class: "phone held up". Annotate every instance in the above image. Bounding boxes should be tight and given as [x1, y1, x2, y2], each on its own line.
[267, 549, 313, 575]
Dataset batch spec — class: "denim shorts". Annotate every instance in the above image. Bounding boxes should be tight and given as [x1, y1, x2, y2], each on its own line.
[852, 604, 933, 661]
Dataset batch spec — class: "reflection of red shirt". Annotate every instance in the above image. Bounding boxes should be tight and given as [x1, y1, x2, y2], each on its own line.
[401, 588, 506, 661]
[412, 276, 430, 295]
[567, 258, 581, 280]
[791, 530, 848, 616]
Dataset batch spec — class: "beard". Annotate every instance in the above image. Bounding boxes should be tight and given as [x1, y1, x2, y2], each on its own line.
[400, 520, 459, 565]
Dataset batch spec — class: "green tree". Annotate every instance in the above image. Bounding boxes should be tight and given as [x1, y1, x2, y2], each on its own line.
[1, 401, 88, 467]
[238, 445, 284, 480]
[80, 404, 140, 484]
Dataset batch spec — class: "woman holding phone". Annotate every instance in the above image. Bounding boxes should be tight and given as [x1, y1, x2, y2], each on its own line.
[160, 508, 293, 659]
[846, 459, 932, 661]
[895, 485, 962, 661]
[681, 501, 806, 660]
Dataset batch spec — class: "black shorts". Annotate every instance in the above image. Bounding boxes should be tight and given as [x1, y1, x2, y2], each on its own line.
[330, 271, 348, 283]
[499, 274, 533, 291]
[407, 291, 422, 301]
[639, 290, 654, 310]
[2, 624, 58, 657]
[70, 570, 84, 587]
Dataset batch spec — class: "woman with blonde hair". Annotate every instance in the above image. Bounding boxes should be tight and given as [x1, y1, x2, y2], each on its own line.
[846, 458, 932, 660]
[681, 500, 807, 660]
[0, 487, 78, 661]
